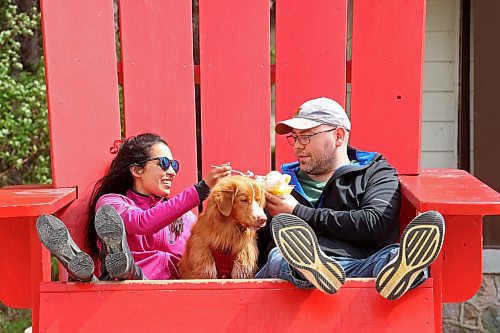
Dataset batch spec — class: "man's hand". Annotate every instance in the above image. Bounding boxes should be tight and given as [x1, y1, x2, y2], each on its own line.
[264, 192, 299, 216]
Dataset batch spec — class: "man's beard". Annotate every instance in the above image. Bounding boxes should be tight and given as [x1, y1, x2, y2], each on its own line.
[299, 142, 336, 175]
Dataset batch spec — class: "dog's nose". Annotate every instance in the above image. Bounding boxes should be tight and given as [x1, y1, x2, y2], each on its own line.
[252, 202, 267, 227]
[256, 214, 267, 227]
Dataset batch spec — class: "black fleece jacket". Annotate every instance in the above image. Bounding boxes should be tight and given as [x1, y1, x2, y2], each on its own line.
[257, 147, 401, 267]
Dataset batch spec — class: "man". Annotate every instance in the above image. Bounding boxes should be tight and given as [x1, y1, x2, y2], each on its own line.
[256, 97, 445, 300]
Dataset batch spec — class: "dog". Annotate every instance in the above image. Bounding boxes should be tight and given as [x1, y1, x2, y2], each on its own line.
[178, 175, 267, 279]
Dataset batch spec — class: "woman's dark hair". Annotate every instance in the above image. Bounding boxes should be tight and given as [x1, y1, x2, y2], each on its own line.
[85, 132, 168, 257]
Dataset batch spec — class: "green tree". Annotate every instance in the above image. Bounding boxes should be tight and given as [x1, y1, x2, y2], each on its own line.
[0, 0, 50, 186]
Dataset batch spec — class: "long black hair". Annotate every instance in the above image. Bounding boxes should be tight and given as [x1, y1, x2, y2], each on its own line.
[86, 132, 168, 257]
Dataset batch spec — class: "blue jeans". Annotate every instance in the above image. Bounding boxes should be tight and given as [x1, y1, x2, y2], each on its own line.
[256, 244, 428, 290]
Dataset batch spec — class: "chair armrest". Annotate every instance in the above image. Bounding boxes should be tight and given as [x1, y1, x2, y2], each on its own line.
[399, 168, 500, 216]
[0, 187, 77, 218]
[399, 169, 500, 302]
[0, 186, 77, 308]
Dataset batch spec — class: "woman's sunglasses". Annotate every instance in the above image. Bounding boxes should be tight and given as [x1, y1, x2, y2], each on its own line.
[143, 157, 180, 173]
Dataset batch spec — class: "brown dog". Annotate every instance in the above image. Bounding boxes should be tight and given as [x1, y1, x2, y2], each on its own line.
[178, 175, 267, 279]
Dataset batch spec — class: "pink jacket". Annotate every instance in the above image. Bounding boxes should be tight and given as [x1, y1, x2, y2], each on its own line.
[96, 186, 200, 279]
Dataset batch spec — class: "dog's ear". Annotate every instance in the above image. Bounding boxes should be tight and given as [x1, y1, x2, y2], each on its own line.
[215, 187, 239, 217]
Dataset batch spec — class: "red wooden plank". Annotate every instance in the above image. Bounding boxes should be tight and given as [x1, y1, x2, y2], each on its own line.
[275, 0, 348, 169]
[0, 218, 34, 307]
[119, 0, 197, 194]
[350, 0, 426, 175]
[0, 188, 76, 218]
[40, 280, 435, 332]
[40, 278, 433, 292]
[399, 169, 500, 215]
[0, 217, 51, 331]
[441, 215, 482, 302]
[0, 187, 74, 310]
[40, 0, 121, 253]
[41, 0, 121, 187]
[199, 0, 271, 176]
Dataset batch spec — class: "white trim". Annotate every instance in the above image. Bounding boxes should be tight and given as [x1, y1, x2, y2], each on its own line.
[483, 249, 500, 273]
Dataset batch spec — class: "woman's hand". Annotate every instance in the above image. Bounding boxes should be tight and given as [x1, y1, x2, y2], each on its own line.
[204, 163, 232, 188]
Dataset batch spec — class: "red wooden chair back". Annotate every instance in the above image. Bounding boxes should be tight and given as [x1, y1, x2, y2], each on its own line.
[44, 0, 425, 255]
[1, 1, 499, 332]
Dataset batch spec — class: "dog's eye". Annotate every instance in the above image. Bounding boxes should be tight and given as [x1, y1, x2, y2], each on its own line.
[240, 197, 249, 203]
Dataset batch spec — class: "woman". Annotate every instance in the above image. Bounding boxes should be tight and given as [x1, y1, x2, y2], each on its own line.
[36, 132, 231, 281]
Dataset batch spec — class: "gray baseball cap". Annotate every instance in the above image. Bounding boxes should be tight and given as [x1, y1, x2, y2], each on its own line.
[275, 97, 351, 134]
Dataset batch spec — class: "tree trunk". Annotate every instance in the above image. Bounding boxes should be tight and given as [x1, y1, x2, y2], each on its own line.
[14, 0, 40, 73]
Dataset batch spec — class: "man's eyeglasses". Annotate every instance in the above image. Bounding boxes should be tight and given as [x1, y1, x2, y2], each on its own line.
[286, 128, 336, 146]
[143, 157, 180, 173]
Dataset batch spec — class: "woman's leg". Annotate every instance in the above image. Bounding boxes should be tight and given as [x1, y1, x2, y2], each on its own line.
[94, 204, 144, 280]
[36, 215, 96, 282]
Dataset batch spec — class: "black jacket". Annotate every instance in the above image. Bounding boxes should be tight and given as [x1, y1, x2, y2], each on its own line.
[258, 147, 401, 267]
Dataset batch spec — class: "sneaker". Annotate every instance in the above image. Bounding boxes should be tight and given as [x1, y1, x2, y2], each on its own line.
[36, 215, 95, 282]
[271, 214, 346, 294]
[376, 210, 445, 300]
[94, 204, 140, 279]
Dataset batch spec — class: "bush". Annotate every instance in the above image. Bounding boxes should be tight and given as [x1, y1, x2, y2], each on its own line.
[0, 303, 31, 333]
[0, 1, 51, 186]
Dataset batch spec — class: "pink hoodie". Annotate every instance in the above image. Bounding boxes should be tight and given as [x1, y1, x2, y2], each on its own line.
[95, 186, 200, 279]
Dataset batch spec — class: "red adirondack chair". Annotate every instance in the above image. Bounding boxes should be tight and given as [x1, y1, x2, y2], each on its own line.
[1, 0, 499, 332]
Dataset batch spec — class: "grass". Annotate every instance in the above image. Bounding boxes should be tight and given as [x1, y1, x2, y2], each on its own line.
[0, 303, 31, 333]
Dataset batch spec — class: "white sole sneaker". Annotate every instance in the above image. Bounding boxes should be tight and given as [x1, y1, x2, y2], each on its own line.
[271, 214, 346, 294]
[376, 210, 445, 300]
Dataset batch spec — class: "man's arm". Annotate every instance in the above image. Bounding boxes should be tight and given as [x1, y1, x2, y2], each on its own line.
[293, 162, 401, 248]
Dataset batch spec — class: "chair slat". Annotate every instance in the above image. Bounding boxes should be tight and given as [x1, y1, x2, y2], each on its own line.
[199, 0, 271, 176]
[119, 0, 197, 193]
[350, 0, 426, 175]
[275, 0, 348, 168]
[41, 0, 121, 249]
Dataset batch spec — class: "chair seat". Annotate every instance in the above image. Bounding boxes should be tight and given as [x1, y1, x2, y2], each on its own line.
[39, 279, 435, 333]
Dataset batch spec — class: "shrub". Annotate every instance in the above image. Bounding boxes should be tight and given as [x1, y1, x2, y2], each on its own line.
[0, 1, 50, 186]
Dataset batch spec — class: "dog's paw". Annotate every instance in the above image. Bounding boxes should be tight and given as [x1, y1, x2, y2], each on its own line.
[179, 261, 218, 279]
[200, 263, 218, 279]
[231, 261, 256, 279]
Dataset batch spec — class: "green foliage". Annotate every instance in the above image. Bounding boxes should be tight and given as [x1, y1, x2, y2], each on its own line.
[0, 1, 51, 186]
[0, 302, 31, 333]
